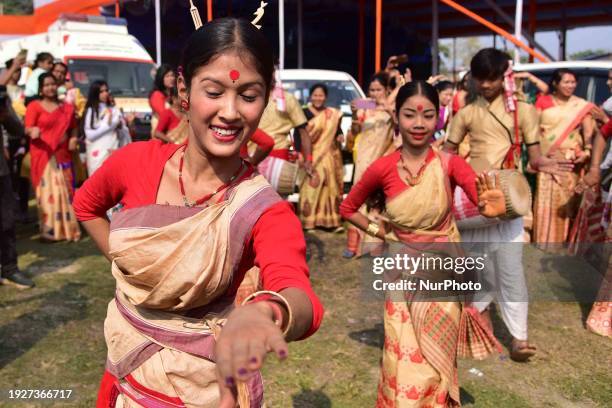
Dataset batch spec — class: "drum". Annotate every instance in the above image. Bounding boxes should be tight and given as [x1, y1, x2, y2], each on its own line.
[257, 156, 299, 196]
[453, 169, 532, 229]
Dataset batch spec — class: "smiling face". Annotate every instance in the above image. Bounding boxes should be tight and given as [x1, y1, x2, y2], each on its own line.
[555, 73, 577, 98]
[40, 76, 58, 100]
[397, 94, 437, 149]
[368, 79, 388, 105]
[310, 87, 327, 109]
[178, 51, 267, 159]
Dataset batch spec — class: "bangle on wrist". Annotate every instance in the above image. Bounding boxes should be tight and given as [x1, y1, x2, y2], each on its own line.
[306, 154, 313, 162]
[242, 290, 293, 337]
[366, 222, 380, 237]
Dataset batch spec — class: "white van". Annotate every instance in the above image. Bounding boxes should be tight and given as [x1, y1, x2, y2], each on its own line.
[280, 69, 366, 195]
[0, 14, 156, 137]
[514, 61, 612, 105]
[280, 69, 366, 136]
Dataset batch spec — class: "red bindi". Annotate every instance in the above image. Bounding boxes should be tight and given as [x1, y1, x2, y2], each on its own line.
[229, 70, 240, 82]
[416, 104, 424, 111]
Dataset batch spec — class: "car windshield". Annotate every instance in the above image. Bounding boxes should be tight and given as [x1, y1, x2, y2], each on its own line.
[282, 79, 362, 111]
[67, 59, 155, 98]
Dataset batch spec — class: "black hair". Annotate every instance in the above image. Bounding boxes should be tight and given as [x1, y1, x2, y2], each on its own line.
[52, 62, 68, 71]
[34, 52, 54, 68]
[395, 81, 439, 116]
[152, 63, 175, 96]
[550, 68, 577, 92]
[370, 71, 390, 89]
[180, 17, 274, 97]
[435, 80, 454, 93]
[470, 48, 510, 80]
[309, 83, 328, 97]
[37, 72, 57, 96]
[83, 80, 110, 130]
[457, 71, 470, 90]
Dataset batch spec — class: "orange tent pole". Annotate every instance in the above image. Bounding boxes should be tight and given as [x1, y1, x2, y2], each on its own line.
[375, 0, 382, 72]
[358, 0, 365, 84]
[440, 0, 549, 62]
[115, 0, 120, 18]
[207, 0, 213, 22]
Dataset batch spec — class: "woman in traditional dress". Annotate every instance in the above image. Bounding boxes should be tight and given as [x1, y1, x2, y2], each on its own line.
[298, 83, 344, 230]
[576, 110, 612, 338]
[434, 80, 453, 141]
[533, 69, 595, 251]
[73, 18, 323, 408]
[344, 72, 395, 257]
[154, 87, 188, 144]
[83, 80, 130, 175]
[149, 64, 176, 137]
[340, 81, 505, 407]
[25, 72, 81, 242]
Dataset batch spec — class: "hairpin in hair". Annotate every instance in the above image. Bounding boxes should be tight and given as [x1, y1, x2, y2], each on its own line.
[189, 0, 203, 30]
[251, 1, 268, 29]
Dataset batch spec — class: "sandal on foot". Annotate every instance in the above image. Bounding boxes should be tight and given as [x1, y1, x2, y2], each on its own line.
[342, 249, 355, 259]
[510, 339, 536, 362]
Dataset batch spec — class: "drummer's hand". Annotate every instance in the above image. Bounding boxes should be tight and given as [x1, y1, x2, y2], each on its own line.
[534, 155, 574, 175]
[476, 173, 506, 218]
[215, 301, 288, 408]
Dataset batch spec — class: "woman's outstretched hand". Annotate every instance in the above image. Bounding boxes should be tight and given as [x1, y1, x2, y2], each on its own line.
[476, 172, 506, 218]
[215, 301, 288, 408]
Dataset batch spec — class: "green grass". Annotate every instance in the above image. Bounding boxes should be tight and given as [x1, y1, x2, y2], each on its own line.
[0, 227, 610, 407]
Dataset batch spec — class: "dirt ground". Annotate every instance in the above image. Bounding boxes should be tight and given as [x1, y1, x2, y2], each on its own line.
[0, 224, 610, 407]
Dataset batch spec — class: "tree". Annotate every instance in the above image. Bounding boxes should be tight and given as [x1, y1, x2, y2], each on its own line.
[1, 0, 34, 15]
[569, 49, 610, 61]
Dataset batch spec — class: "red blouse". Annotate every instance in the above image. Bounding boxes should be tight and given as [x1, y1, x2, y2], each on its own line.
[240, 128, 275, 158]
[73, 140, 323, 338]
[535, 94, 554, 111]
[25, 100, 76, 165]
[340, 148, 479, 219]
[149, 90, 168, 117]
[156, 108, 181, 134]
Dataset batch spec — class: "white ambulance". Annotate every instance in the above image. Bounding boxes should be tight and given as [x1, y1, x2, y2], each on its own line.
[0, 14, 156, 138]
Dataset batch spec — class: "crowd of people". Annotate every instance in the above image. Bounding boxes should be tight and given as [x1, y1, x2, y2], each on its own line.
[0, 13, 610, 408]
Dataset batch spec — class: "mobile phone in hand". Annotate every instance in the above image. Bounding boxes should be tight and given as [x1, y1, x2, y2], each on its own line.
[354, 98, 377, 110]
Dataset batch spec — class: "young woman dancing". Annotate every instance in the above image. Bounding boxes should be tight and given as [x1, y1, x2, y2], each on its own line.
[74, 18, 323, 408]
[341, 81, 505, 407]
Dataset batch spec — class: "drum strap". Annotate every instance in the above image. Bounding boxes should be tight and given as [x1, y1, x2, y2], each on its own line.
[487, 108, 521, 170]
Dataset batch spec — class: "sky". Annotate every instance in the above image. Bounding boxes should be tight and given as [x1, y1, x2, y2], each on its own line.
[441, 25, 612, 63]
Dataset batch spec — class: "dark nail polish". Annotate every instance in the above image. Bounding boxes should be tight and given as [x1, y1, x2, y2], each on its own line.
[250, 357, 258, 364]
[279, 350, 287, 358]
[225, 376, 235, 387]
[238, 368, 248, 376]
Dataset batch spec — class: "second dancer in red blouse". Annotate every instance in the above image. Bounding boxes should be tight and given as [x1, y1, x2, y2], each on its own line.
[340, 81, 505, 407]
